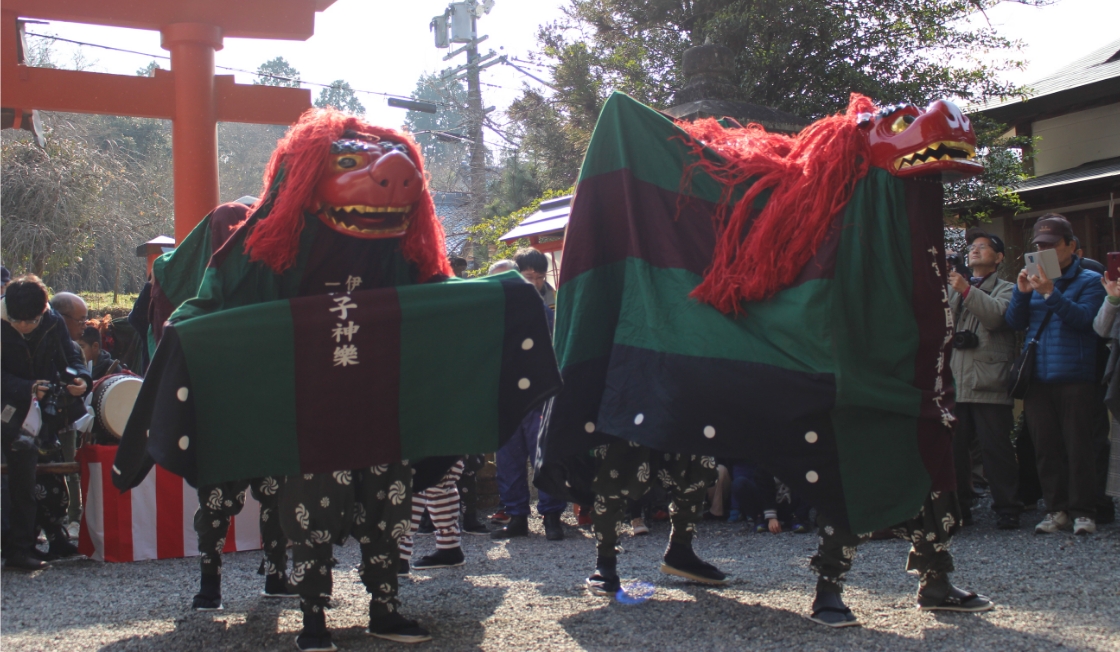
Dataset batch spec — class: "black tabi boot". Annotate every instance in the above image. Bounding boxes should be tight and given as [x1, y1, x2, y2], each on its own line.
[191, 573, 222, 611]
[542, 512, 565, 541]
[296, 599, 336, 651]
[416, 510, 435, 535]
[262, 572, 299, 598]
[660, 540, 729, 585]
[367, 606, 432, 644]
[412, 546, 465, 569]
[489, 514, 529, 539]
[585, 555, 621, 596]
[917, 572, 994, 612]
[461, 509, 489, 535]
[808, 590, 859, 628]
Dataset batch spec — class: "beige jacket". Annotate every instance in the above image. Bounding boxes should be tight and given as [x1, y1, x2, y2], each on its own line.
[948, 273, 1016, 406]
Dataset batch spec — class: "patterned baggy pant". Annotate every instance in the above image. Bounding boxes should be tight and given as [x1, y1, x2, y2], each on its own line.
[194, 476, 287, 578]
[280, 464, 413, 618]
[34, 448, 69, 545]
[589, 441, 718, 559]
[810, 490, 960, 604]
[400, 459, 464, 561]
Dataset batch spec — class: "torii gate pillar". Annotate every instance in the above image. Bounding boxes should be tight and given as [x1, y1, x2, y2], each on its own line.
[162, 23, 222, 243]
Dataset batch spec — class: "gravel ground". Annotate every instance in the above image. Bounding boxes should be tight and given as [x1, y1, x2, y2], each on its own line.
[3, 498, 1118, 651]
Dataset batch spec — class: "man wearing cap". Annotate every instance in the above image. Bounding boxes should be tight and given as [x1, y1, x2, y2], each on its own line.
[1005, 214, 1106, 536]
[947, 230, 1021, 529]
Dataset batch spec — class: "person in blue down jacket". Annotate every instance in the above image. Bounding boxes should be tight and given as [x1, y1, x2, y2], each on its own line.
[1005, 214, 1106, 536]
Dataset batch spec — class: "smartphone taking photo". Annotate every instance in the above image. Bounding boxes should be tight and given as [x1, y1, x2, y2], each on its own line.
[1024, 249, 1060, 280]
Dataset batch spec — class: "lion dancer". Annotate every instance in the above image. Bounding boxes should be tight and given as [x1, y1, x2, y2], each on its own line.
[163, 109, 453, 649]
[149, 200, 296, 611]
[191, 477, 293, 610]
[585, 443, 728, 596]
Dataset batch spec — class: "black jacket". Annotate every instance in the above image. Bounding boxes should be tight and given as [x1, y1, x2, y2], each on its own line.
[1, 305, 92, 444]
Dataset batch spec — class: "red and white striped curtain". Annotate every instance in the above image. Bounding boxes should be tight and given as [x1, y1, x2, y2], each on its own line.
[77, 445, 261, 562]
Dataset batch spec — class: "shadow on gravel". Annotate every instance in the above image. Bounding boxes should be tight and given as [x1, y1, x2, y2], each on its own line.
[557, 584, 1071, 652]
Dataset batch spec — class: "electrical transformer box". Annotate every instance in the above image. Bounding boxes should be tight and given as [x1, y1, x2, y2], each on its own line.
[450, 2, 474, 43]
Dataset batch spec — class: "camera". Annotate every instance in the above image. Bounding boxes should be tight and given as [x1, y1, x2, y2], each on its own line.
[20, 366, 85, 454]
[952, 331, 980, 350]
[946, 253, 970, 278]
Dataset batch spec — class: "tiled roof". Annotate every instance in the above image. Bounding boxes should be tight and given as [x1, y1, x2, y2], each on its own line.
[500, 195, 572, 242]
[970, 38, 1120, 123]
[434, 191, 474, 256]
[1015, 156, 1120, 193]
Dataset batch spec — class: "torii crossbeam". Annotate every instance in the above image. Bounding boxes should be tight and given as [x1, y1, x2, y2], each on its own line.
[1, 0, 336, 242]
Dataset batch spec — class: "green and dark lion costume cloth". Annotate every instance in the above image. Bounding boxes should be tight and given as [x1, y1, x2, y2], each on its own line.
[113, 109, 561, 492]
[539, 92, 983, 534]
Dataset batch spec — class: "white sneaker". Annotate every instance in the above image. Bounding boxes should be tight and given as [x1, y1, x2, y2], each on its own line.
[1073, 517, 1096, 535]
[1034, 511, 1070, 534]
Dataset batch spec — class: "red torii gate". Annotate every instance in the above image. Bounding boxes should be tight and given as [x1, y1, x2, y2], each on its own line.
[1, 0, 335, 242]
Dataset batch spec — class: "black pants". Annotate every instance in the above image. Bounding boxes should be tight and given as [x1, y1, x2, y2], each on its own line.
[3, 447, 39, 556]
[1023, 382, 1099, 519]
[953, 402, 1021, 515]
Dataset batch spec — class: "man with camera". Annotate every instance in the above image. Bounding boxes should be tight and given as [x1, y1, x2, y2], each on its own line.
[947, 229, 1022, 529]
[1, 275, 91, 569]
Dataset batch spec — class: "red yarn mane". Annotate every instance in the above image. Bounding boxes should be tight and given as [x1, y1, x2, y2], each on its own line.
[242, 108, 452, 281]
[681, 94, 876, 314]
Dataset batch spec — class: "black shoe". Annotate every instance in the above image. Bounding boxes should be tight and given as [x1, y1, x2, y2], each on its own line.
[960, 507, 974, 527]
[918, 584, 994, 612]
[416, 511, 435, 535]
[586, 555, 620, 596]
[296, 602, 336, 651]
[459, 522, 490, 537]
[660, 541, 729, 585]
[996, 513, 1020, 530]
[399, 559, 410, 576]
[1097, 499, 1116, 525]
[192, 574, 222, 611]
[807, 591, 860, 628]
[30, 547, 58, 562]
[543, 513, 564, 541]
[4, 553, 50, 571]
[412, 547, 465, 569]
[47, 540, 82, 559]
[262, 573, 299, 598]
[366, 611, 432, 644]
[490, 514, 529, 539]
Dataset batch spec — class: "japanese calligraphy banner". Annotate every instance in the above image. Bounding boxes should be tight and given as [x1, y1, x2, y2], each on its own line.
[537, 93, 955, 534]
[113, 273, 561, 488]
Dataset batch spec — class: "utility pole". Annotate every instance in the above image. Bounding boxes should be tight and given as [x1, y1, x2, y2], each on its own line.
[464, 10, 486, 236]
[432, 1, 501, 263]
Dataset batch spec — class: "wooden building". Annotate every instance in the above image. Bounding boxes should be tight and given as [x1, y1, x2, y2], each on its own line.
[970, 38, 1120, 264]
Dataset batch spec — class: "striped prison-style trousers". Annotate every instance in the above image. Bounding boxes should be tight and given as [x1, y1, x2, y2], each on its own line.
[399, 459, 465, 561]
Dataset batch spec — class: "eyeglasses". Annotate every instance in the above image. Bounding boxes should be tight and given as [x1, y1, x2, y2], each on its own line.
[63, 312, 88, 324]
[10, 314, 43, 327]
[967, 244, 990, 252]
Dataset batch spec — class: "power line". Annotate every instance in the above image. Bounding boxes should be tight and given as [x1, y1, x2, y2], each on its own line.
[23, 32, 445, 106]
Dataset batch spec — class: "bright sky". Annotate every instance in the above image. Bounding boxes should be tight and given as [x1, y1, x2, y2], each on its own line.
[23, 0, 1117, 149]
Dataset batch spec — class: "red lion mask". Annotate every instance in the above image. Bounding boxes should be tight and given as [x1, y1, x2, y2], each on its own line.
[681, 95, 983, 313]
[242, 108, 451, 281]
